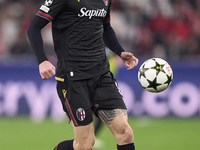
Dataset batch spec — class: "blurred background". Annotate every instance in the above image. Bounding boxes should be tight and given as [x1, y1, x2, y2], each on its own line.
[1, 0, 200, 62]
[0, 0, 200, 150]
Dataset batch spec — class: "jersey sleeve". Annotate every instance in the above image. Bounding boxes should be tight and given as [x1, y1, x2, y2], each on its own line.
[36, 0, 66, 22]
[104, 0, 111, 24]
[103, 23, 125, 57]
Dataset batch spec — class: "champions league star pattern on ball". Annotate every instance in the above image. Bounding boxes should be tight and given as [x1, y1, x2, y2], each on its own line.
[138, 58, 173, 93]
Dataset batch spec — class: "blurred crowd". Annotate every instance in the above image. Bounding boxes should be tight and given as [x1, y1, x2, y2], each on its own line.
[0, 0, 200, 64]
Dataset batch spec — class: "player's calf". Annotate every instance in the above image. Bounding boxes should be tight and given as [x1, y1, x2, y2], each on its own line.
[73, 138, 95, 150]
[98, 109, 135, 149]
[72, 122, 95, 150]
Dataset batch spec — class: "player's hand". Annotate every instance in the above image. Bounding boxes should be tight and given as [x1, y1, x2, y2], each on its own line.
[121, 52, 138, 70]
[39, 60, 55, 80]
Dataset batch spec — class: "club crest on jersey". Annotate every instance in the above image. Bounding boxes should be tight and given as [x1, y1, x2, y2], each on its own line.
[76, 108, 86, 121]
[103, 0, 108, 6]
[44, 0, 53, 6]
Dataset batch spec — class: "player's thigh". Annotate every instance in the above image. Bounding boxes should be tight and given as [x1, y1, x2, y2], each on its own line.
[72, 122, 95, 150]
[98, 109, 134, 144]
[57, 79, 93, 127]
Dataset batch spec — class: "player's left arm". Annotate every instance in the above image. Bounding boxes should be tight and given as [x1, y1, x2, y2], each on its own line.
[103, 23, 138, 70]
[27, 0, 66, 79]
[103, 0, 138, 70]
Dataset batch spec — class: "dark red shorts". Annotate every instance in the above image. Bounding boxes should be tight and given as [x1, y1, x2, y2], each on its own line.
[56, 71, 126, 127]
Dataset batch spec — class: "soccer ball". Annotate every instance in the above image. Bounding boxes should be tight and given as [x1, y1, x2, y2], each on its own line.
[138, 58, 173, 93]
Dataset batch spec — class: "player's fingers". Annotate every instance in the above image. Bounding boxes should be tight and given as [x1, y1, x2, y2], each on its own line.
[125, 61, 132, 70]
[52, 66, 56, 75]
[45, 71, 53, 78]
[41, 72, 50, 80]
[125, 64, 131, 70]
[40, 72, 48, 80]
[126, 59, 138, 70]
[49, 67, 56, 76]
[40, 69, 54, 79]
[126, 64, 134, 70]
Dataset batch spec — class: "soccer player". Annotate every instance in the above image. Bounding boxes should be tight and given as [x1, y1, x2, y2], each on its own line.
[27, 0, 138, 150]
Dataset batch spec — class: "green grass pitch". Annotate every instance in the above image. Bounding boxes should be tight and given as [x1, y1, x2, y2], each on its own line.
[1, 116, 200, 150]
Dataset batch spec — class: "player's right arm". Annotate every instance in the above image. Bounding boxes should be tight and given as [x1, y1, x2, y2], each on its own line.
[27, 15, 55, 79]
[27, 0, 66, 79]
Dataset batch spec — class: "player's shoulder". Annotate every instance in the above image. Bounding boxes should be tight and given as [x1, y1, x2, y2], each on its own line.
[43, 0, 67, 6]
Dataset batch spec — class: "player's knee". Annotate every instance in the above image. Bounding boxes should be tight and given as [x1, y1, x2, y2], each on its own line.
[124, 126, 134, 143]
[117, 123, 134, 144]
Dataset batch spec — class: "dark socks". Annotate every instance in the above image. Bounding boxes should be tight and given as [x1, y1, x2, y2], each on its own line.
[53, 140, 74, 150]
[117, 143, 135, 150]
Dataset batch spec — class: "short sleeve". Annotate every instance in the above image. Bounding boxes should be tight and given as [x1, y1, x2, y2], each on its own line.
[36, 0, 66, 22]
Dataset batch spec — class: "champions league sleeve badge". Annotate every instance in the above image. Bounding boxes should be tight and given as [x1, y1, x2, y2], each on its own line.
[40, 0, 53, 13]
[44, 0, 53, 6]
[76, 108, 86, 121]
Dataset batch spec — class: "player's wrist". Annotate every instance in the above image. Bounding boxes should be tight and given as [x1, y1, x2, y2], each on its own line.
[38, 58, 48, 65]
